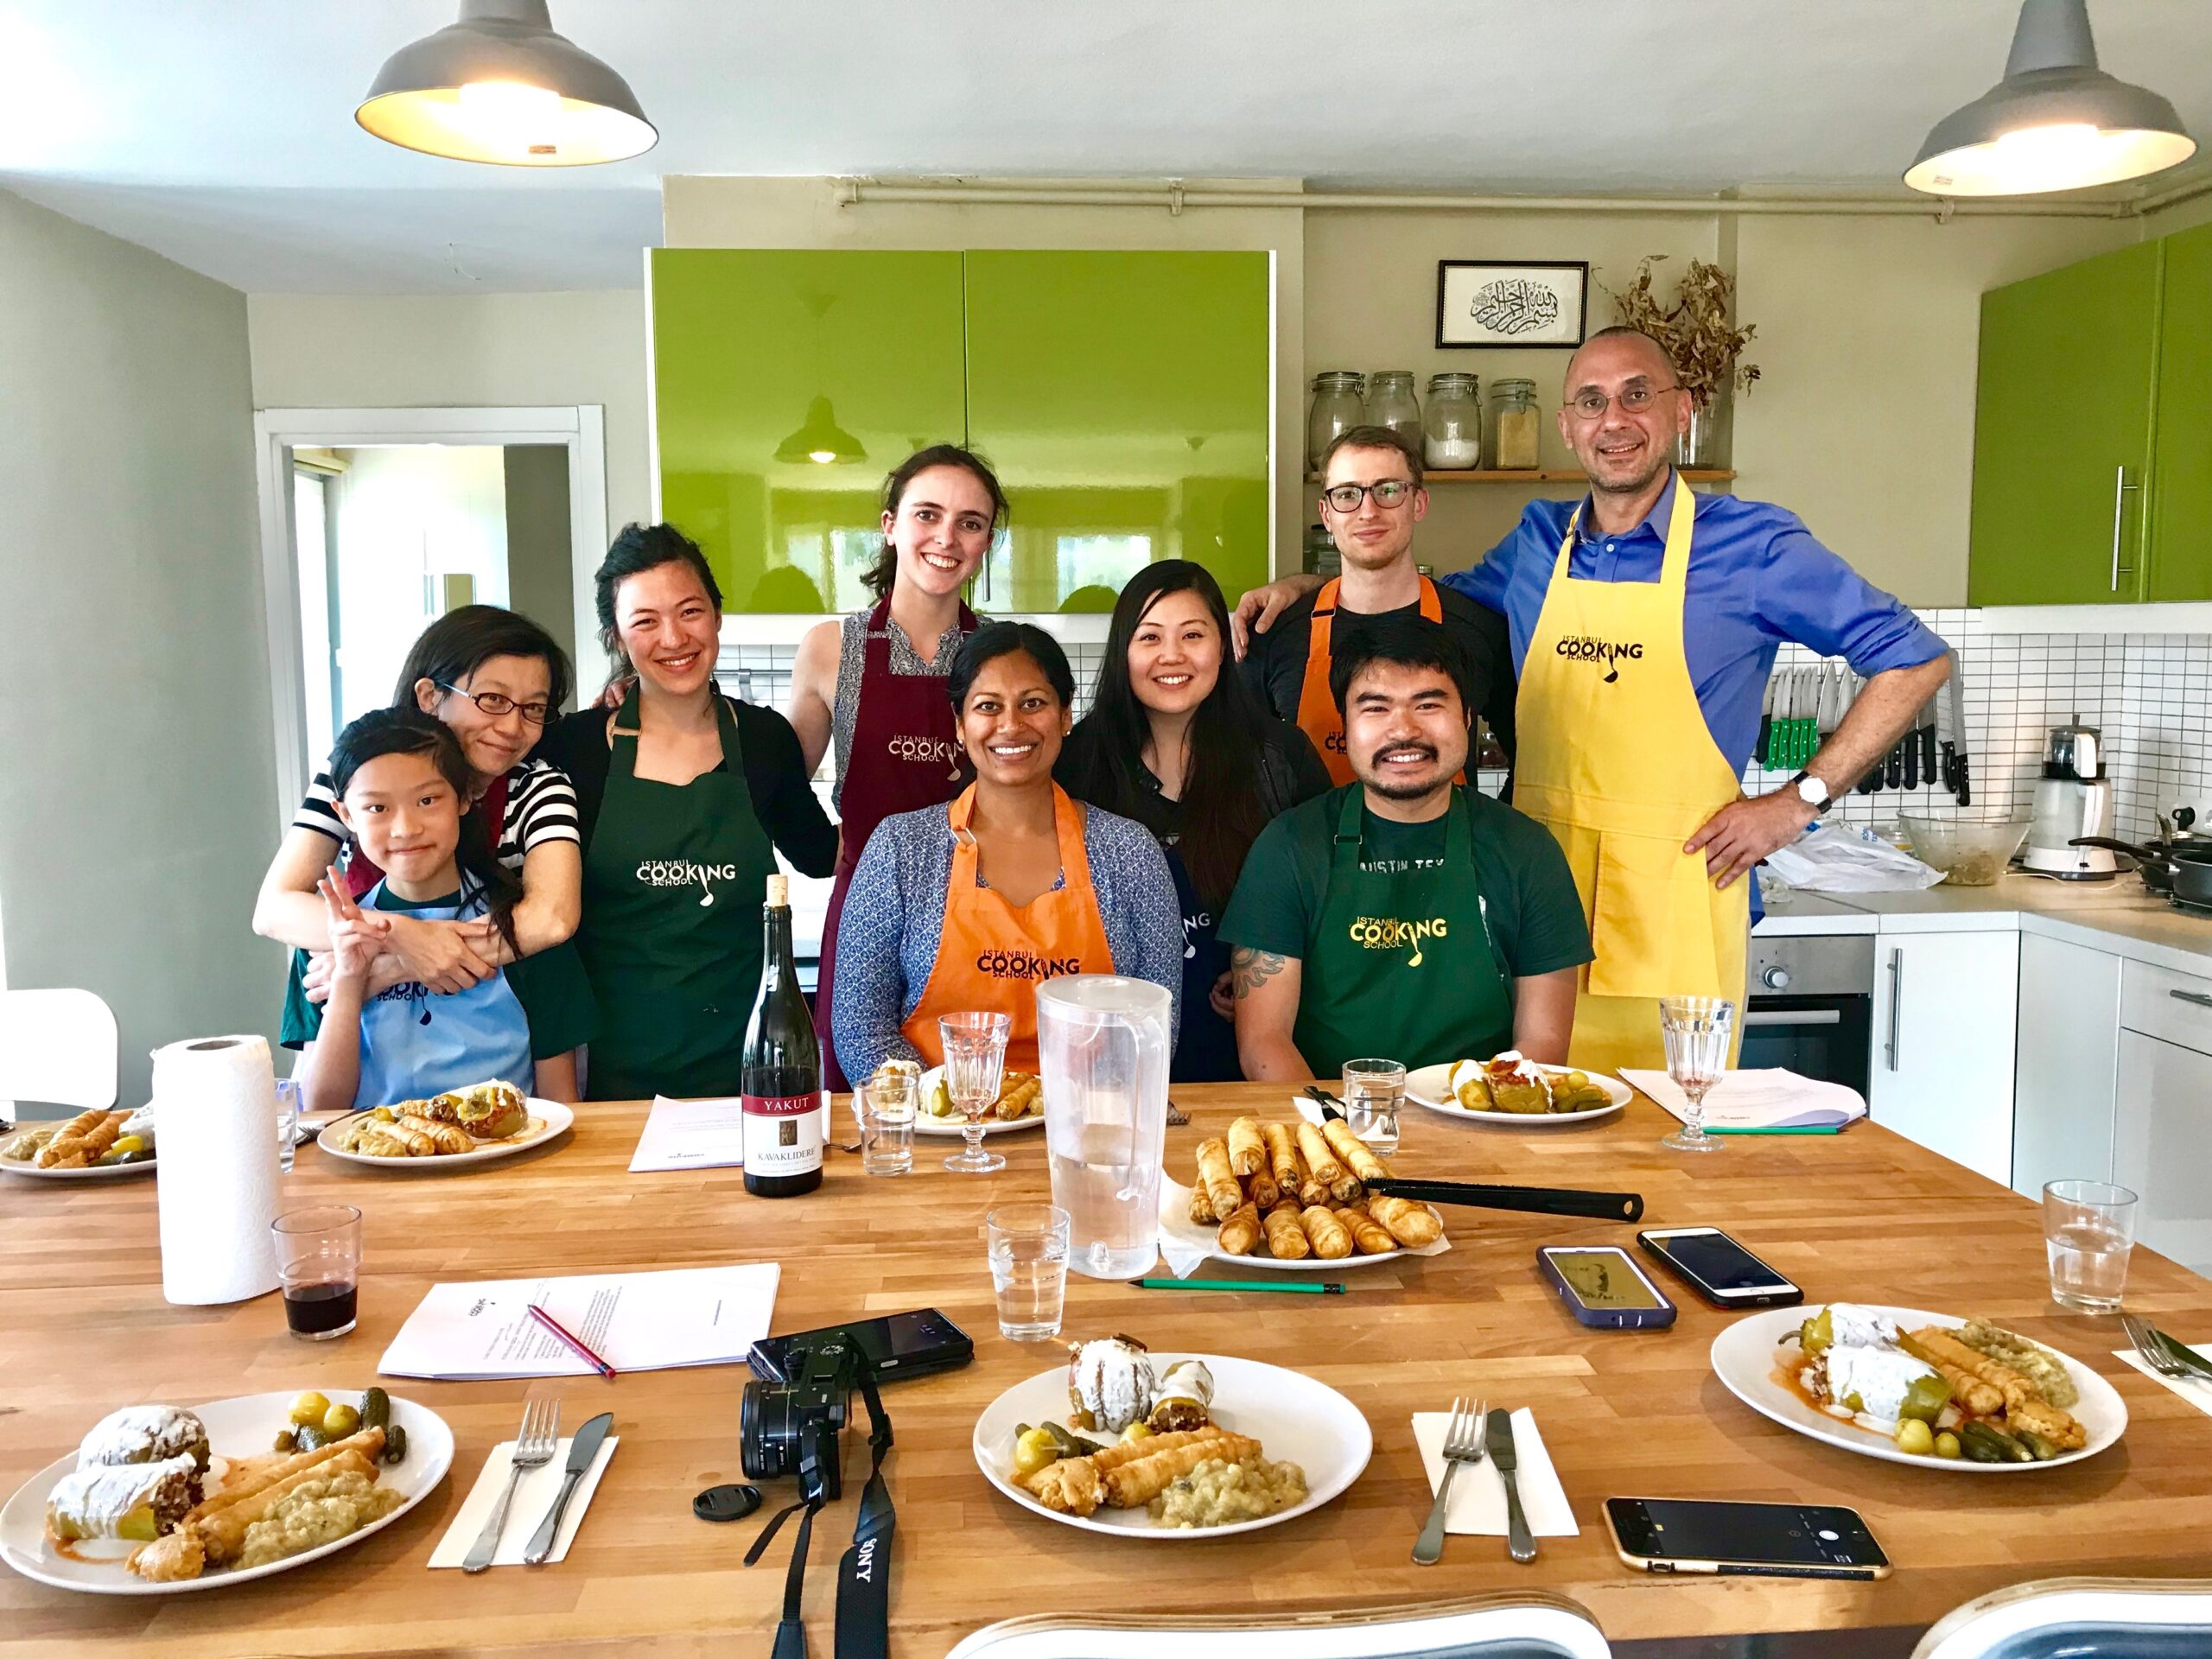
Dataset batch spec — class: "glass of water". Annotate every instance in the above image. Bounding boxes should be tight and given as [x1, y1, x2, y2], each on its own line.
[2044, 1179, 2139, 1312]
[1341, 1058, 1406, 1154]
[1659, 995, 1736, 1154]
[986, 1203, 1070, 1341]
[850, 1074, 916, 1177]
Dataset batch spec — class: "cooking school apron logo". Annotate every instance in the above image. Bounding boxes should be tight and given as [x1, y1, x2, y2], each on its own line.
[1347, 914, 1449, 968]
[975, 948, 1085, 982]
[1554, 633, 1645, 684]
[887, 734, 963, 772]
[635, 858, 741, 906]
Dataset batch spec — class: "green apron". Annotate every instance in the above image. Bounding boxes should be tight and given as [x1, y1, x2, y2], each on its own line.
[577, 689, 777, 1100]
[1293, 788, 1515, 1077]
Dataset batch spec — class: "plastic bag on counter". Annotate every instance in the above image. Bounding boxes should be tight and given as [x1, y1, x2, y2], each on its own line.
[1759, 822, 1944, 893]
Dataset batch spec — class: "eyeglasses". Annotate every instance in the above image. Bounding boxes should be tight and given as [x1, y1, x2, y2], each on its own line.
[1568, 382, 1683, 420]
[435, 682, 552, 724]
[1320, 480, 1418, 512]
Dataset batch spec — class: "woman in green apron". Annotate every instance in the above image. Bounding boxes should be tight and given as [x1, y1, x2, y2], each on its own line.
[536, 525, 837, 1100]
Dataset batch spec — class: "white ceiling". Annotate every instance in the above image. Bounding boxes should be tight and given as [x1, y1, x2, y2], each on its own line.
[3, 0, 2208, 293]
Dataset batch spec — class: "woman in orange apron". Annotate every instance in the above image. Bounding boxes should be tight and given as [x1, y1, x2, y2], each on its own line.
[826, 624, 1185, 1116]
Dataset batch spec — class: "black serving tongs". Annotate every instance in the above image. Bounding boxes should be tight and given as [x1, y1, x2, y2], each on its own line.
[1367, 1178, 1643, 1224]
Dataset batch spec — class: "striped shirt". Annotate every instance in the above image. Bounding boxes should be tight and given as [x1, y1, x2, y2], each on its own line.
[291, 757, 580, 871]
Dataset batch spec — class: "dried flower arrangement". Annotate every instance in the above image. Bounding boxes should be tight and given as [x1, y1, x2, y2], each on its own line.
[1599, 255, 1761, 409]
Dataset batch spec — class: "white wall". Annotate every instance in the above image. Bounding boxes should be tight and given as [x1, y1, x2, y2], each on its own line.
[0, 187, 279, 1106]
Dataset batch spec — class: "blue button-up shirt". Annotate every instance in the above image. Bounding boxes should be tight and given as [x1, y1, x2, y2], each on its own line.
[1446, 474, 1947, 776]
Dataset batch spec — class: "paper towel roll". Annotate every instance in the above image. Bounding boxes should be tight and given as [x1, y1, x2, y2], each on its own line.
[154, 1035, 282, 1306]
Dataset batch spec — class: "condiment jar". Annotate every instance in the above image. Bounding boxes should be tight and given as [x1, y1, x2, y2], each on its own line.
[1422, 373, 1482, 470]
[1491, 378, 1541, 471]
[1306, 372, 1366, 474]
[1367, 370, 1421, 445]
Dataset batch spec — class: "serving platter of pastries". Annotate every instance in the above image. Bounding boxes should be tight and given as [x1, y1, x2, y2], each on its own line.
[1405, 1052, 1630, 1125]
[973, 1336, 1370, 1537]
[0, 1105, 157, 1179]
[0, 1390, 454, 1594]
[318, 1081, 570, 1170]
[1157, 1116, 1449, 1269]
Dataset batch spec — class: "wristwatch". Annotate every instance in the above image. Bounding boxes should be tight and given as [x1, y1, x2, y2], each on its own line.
[1787, 770, 1833, 813]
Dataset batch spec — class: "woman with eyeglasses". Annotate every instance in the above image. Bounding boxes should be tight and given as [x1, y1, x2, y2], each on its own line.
[253, 604, 587, 994]
[1058, 562, 1331, 1082]
[535, 524, 836, 1101]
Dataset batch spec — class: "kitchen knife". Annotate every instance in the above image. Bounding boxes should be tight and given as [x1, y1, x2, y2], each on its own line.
[1756, 671, 1776, 773]
[1945, 652, 1971, 806]
[1886, 729, 1904, 790]
[1934, 671, 1956, 793]
[1484, 1408, 1536, 1564]
[524, 1410, 614, 1566]
[1919, 696, 1938, 788]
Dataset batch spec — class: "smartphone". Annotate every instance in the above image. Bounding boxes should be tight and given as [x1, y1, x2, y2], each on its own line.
[1537, 1245, 1676, 1329]
[1637, 1226, 1804, 1308]
[747, 1308, 975, 1383]
[1606, 1497, 1890, 1580]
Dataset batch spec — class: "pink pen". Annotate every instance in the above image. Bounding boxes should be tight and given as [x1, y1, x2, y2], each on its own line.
[527, 1303, 617, 1379]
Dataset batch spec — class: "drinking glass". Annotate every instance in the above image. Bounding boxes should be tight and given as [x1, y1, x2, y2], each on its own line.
[851, 1074, 916, 1177]
[938, 1011, 1011, 1174]
[986, 1202, 1071, 1341]
[271, 1205, 362, 1340]
[275, 1077, 302, 1175]
[1658, 995, 1736, 1154]
[1342, 1058, 1406, 1154]
[2044, 1179, 2139, 1312]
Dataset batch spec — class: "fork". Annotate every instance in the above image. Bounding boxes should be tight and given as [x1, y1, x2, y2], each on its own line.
[2121, 1313, 2212, 1383]
[1413, 1395, 1487, 1565]
[464, 1391, 562, 1573]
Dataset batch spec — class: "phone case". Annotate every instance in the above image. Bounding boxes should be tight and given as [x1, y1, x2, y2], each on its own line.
[1604, 1500, 1891, 1580]
[1635, 1230, 1804, 1308]
[1537, 1248, 1676, 1329]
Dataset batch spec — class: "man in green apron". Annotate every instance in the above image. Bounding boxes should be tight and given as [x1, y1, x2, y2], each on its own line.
[1220, 615, 1591, 1081]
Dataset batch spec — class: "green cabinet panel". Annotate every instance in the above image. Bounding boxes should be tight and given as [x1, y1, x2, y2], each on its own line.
[650, 249, 968, 613]
[2150, 223, 2212, 601]
[1969, 241, 2159, 606]
[960, 250, 1272, 613]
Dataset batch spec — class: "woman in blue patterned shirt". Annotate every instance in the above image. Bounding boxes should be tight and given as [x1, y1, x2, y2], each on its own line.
[830, 622, 1181, 1082]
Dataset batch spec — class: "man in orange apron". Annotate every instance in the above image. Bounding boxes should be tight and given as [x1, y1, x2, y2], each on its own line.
[1239, 332, 1951, 1072]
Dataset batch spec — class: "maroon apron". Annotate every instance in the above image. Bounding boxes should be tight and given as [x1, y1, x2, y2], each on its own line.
[817, 596, 976, 1087]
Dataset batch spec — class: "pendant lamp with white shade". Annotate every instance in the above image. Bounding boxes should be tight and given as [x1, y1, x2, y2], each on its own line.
[1906, 0, 2193, 196]
[357, 0, 656, 167]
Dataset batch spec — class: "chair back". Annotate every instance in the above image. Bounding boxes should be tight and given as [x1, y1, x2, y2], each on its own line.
[948, 1592, 1610, 1659]
[0, 988, 120, 1115]
[1914, 1577, 2212, 1658]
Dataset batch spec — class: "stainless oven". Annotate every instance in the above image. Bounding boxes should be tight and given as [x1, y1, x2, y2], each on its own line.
[1740, 934, 1874, 1097]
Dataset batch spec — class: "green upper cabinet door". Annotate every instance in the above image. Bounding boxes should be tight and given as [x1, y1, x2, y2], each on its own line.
[1969, 240, 2160, 606]
[650, 250, 968, 613]
[961, 250, 1272, 613]
[2150, 222, 2212, 601]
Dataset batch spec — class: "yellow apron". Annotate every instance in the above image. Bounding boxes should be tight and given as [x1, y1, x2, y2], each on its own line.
[1512, 480, 1748, 1074]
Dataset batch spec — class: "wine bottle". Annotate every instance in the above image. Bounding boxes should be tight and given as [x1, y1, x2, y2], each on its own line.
[741, 874, 823, 1198]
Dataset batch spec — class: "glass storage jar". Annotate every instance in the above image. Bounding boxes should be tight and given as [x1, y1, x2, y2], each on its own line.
[1367, 370, 1421, 445]
[1490, 378, 1541, 471]
[1306, 372, 1366, 474]
[1423, 372, 1482, 470]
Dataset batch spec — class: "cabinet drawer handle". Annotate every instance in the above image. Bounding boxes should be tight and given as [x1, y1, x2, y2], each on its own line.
[2110, 465, 2141, 593]
[2171, 989, 2212, 1010]
[1885, 946, 1904, 1071]
[1745, 1009, 1843, 1027]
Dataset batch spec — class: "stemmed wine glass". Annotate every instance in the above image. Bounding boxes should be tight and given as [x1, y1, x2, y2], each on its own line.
[938, 1011, 1012, 1174]
[1658, 995, 1735, 1154]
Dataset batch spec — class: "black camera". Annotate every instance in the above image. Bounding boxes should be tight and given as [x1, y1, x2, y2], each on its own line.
[741, 1333, 858, 1503]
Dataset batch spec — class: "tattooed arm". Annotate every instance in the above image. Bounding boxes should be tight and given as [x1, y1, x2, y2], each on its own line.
[1230, 946, 1313, 1083]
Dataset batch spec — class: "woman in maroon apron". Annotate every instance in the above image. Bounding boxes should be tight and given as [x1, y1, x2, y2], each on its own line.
[788, 445, 1009, 1086]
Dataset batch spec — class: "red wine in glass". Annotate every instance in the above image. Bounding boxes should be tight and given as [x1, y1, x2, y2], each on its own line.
[284, 1280, 359, 1338]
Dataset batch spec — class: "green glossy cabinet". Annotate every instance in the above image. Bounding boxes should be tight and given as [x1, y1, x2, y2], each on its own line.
[1968, 241, 2159, 606]
[651, 248, 1272, 613]
[2149, 223, 2212, 601]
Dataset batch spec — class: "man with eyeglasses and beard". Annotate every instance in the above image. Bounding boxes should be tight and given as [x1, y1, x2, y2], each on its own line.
[1240, 425, 1517, 787]
[1220, 616, 1590, 1083]
[1239, 327, 1949, 1073]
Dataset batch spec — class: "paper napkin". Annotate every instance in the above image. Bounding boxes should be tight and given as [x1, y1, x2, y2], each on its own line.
[1621, 1068, 1866, 1131]
[1411, 1408, 1578, 1537]
[428, 1433, 619, 1568]
[2112, 1341, 2212, 1419]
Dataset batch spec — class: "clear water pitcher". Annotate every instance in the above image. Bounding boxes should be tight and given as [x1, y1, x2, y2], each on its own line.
[1036, 976, 1171, 1280]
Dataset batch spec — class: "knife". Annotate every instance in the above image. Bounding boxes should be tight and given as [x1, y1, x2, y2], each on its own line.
[1918, 697, 1938, 789]
[2153, 1326, 2212, 1382]
[524, 1410, 613, 1566]
[1484, 1408, 1536, 1563]
[1302, 1085, 1346, 1122]
[1945, 652, 1971, 806]
[1934, 669, 1956, 795]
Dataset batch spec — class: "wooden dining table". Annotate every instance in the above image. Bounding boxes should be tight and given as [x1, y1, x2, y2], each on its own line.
[4, 1083, 2210, 1658]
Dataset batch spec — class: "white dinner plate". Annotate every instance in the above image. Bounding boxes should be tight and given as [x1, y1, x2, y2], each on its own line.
[0, 1389, 454, 1594]
[973, 1353, 1370, 1537]
[1404, 1062, 1630, 1127]
[910, 1065, 1045, 1136]
[1156, 1178, 1450, 1271]
[0, 1117, 156, 1180]
[316, 1099, 573, 1170]
[1710, 1304, 2126, 1472]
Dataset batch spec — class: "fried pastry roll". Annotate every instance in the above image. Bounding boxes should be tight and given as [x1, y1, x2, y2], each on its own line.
[397, 1114, 473, 1155]
[1294, 1149, 1330, 1210]
[1187, 1182, 1217, 1225]
[1217, 1201, 1262, 1256]
[1320, 1119, 1389, 1185]
[1226, 1117, 1266, 1176]
[1262, 1122, 1301, 1192]
[1099, 1431, 1262, 1508]
[1367, 1195, 1442, 1248]
[1194, 1137, 1243, 1221]
[1333, 1205, 1398, 1255]
[1295, 1122, 1344, 1185]
[1297, 1204, 1354, 1259]
[1261, 1205, 1311, 1259]
[1248, 1165, 1281, 1211]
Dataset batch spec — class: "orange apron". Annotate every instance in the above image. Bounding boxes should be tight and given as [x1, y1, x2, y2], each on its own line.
[1294, 575, 1447, 786]
[899, 784, 1117, 1071]
[1512, 479, 1749, 1074]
